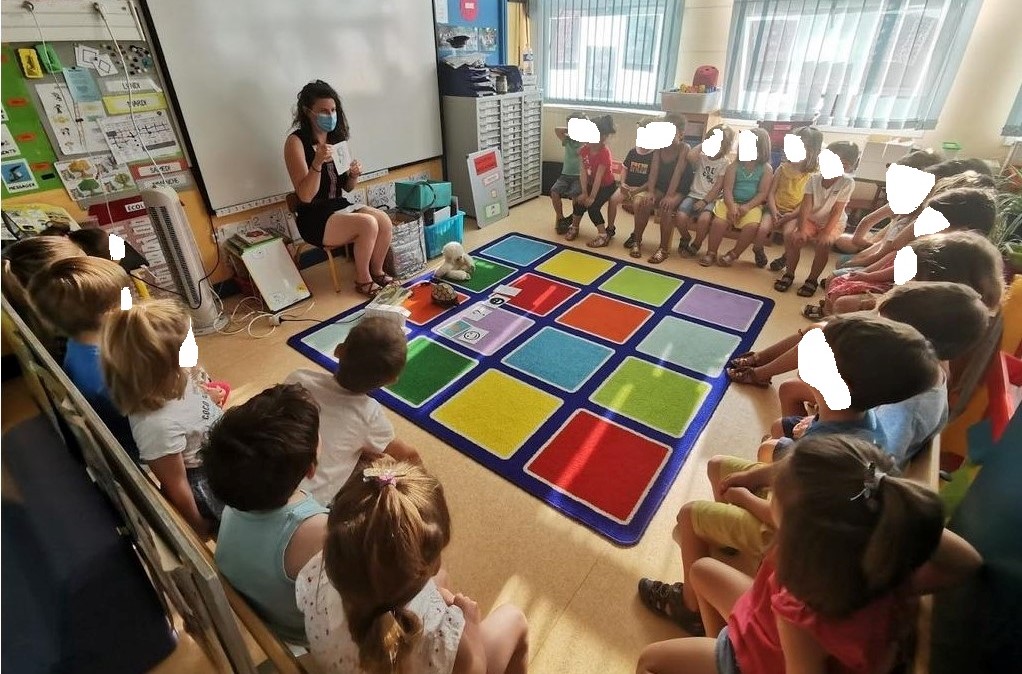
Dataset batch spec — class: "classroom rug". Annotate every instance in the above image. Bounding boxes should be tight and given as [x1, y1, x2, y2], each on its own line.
[287, 233, 773, 545]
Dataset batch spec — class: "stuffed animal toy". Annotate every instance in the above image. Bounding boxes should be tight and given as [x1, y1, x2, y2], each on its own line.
[435, 241, 475, 281]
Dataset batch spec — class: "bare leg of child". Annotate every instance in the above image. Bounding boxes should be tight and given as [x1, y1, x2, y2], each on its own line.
[550, 190, 564, 223]
[700, 216, 730, 265]
[608, 188, 625, 233]
[635, 637, 718, 674]
[689, 211, 714, 253]
[805, 237, 832, 288]
[757, 438, 779, 463]
[674, 503, 710, 612]
[689, 557, 754, 637]
[720, 222, 760, 265]
[752, 212, 775, 267]
[833, 232, 867, 254]
[479, 604, 529, 674]
[832, 293, 875, 315]
[630, 193, 657, 249]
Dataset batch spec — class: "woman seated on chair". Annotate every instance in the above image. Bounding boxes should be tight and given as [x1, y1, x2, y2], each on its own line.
[284, 80, 393, 297]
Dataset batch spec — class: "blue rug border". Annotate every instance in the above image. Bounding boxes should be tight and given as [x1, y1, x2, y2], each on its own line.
[287, 232, 775, 546]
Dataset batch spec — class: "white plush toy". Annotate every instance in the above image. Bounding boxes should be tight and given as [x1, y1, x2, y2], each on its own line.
[435, 241, 475, 281]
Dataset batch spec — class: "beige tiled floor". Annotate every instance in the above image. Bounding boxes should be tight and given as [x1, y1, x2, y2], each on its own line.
[190, 198, 814, 673]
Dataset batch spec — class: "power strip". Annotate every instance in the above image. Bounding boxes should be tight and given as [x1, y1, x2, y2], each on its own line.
[364, 303, 410, 327]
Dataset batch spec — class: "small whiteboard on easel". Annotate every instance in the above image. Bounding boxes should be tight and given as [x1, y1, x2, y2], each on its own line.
[466, 148, 509, 228]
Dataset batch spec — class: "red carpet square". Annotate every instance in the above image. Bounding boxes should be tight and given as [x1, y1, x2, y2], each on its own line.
[556, 293, 652, 344]
[526, 410, 670, 523]
[402, 283, 469, 326]
[507, 273, 579, 316]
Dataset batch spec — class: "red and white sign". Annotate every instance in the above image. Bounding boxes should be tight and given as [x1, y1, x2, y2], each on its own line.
[460, 0, 477, 21]
[88, 196, 175, 296]
[129, 158, 187, 180]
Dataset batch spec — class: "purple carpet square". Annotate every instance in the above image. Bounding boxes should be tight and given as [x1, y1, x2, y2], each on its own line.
[434, 305, 535, 356]
[673, 284, 764, 332]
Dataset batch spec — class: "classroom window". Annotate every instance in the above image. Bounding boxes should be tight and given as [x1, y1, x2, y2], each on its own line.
[1003, 86, 1022, 137]
[542, 0, 684, 109]
[722, 0, 982, 130]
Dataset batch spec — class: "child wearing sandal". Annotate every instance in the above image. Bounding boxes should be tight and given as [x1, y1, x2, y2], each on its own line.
[609, 120, 657, 247]
[751, 126, 823, 268]
[296, 456, 530, 674]
[567, 114, 618, 248]
[652, 124, 735, 264]
[773, 141, 859, 297]
[550, 111, 588, 234]
[636, 434, 982, 674]
[695, 128, 772, 268]
[624, 114, 691, 260]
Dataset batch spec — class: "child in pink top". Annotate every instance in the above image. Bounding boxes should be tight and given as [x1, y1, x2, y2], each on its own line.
[636, 434, 981, 674]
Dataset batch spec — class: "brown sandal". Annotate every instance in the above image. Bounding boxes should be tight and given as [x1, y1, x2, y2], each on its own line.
[354, 280, 382, 298]
[629, 242, 642, 258]
[729, 351, 759, 369]
[586, 233, 611, 248]
[726, 366, 771, 387]
[565, 225, 579, 241]
[648, 247, 669, 264]
[717, 251, 738, 267]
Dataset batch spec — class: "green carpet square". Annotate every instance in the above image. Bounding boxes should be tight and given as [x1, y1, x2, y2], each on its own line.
[386, 337, 477, 407]
[591, 357, 710, 437]
[599, 267, 683, 306]
[447, 259, 517, 293]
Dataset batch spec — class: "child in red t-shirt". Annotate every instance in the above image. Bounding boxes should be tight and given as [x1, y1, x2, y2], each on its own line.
[566, 115, 619, 248]
[636, 435, 981, 674]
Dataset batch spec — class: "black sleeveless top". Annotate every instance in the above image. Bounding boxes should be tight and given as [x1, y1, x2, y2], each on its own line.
[291, 128, 351, 247]
[655, 145, 683, 193]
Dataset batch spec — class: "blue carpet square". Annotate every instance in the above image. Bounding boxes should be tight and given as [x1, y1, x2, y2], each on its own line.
[480, 235, 557, 266]
[502, 327, 614, 393]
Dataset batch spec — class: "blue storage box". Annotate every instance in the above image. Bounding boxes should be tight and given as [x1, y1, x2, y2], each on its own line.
[424, 210, 465, 259]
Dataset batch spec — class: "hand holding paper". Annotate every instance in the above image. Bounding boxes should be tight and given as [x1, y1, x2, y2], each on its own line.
[332, 141, 353, 175]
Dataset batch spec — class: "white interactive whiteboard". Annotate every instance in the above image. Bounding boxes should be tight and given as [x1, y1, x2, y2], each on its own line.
[142, 0, 443, 214]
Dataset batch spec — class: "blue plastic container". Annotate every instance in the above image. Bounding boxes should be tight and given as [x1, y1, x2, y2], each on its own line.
[424, 210, 465, 259]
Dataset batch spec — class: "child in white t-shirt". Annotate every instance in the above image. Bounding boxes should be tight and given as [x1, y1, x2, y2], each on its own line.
[101, 299, 223, 538]
[774, 141, 859, 298]
[284, 316, 420, 506]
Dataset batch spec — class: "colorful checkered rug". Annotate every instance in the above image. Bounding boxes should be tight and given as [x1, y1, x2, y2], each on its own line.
[288, 233, 773, 545]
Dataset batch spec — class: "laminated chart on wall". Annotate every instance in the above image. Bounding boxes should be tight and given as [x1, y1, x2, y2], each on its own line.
[1, 46, 63, 197]
[97, 110, 180, 166]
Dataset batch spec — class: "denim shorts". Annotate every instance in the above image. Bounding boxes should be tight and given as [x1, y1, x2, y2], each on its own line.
[715, 627, 742, 674]
[551, 174, 583, 199]
[678, 196, 715, 215]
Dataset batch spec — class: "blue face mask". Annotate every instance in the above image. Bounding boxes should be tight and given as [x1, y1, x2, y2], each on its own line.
[315, 112, 337, 133]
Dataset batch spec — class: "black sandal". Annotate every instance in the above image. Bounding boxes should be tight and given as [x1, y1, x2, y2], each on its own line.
[797, 279, 819, 297]
[768, 255, 787, 272]
[354, 281, 382, 298]
[774, 273, 795, 292]
[802, 302, 826, 320]
[637, 578, 705, 636]
[371, 272, 395, 287]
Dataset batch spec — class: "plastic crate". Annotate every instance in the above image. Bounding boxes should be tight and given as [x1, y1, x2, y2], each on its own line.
[424, 210, 465, 259]
[660, 90, 721, 114]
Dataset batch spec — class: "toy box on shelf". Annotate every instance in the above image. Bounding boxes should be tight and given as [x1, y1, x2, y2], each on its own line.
[661, 73, 722, 143]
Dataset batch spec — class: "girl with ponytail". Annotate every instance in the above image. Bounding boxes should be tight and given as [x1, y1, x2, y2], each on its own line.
[637, 435, 981, 674]
[297, 456, 529, 674]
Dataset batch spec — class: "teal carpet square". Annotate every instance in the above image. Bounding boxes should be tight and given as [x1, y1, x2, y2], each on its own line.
[502, 327, 614, 392]
[637, 316, 742, 377]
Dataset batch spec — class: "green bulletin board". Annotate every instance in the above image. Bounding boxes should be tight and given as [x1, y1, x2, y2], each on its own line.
[1, 45, 63, 198]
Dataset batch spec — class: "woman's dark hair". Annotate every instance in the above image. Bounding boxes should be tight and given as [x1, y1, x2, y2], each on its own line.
[926, 158, 993, 180]
[293, 80, 350, 144]
[773, 435, 944, 618]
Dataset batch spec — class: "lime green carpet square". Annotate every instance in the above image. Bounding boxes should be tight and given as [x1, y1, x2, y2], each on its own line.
[591, 357, 710, 437]
[447, 259, 517, 293]
[386, 337, 476, 407]
[599, 267, 683, 306]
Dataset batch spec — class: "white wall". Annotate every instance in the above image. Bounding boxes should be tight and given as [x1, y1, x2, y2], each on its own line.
[542, 0, 1022, 164]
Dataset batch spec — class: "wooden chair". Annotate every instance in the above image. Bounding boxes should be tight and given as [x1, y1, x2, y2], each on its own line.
[285, 193, 352, 293]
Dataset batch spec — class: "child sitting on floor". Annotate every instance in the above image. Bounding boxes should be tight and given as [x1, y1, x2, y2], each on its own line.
[695, 128, 773, 268]
[652, 123, 735, 264]
[638, 314, 940, 635]
[101, 298, 224, 538]
[296, 455, 530, 674]
[205, 383, 328, 644]
[636, 435, 982, 674]
[566, 114, 618, 248]
[27, 256, 140, 461]
[284, 316, 420, 506]
[550, 112, 588, 234]
[773, 141, 860, 297]
[750, 126, 823, 268]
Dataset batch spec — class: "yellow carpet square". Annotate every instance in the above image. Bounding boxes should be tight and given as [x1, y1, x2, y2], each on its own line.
[431, 370, 562, 459]
[536, 250, 615, 285]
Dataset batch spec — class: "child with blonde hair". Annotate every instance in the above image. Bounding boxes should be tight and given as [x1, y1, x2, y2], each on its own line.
[692, 128, 773, 267]
[285, 316, 420, 506]
[655, 124, 735, 264]
[750, 126, 823, 268]
[297, 455, 529, 674]
[2, 236, 84, 357]
[637, 435, 982, 674]
[101, 298, 223, 537]
[27, 256, 139, 461]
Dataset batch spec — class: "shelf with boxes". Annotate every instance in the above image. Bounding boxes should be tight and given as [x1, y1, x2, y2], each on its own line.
[442, 92, 543, 219]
